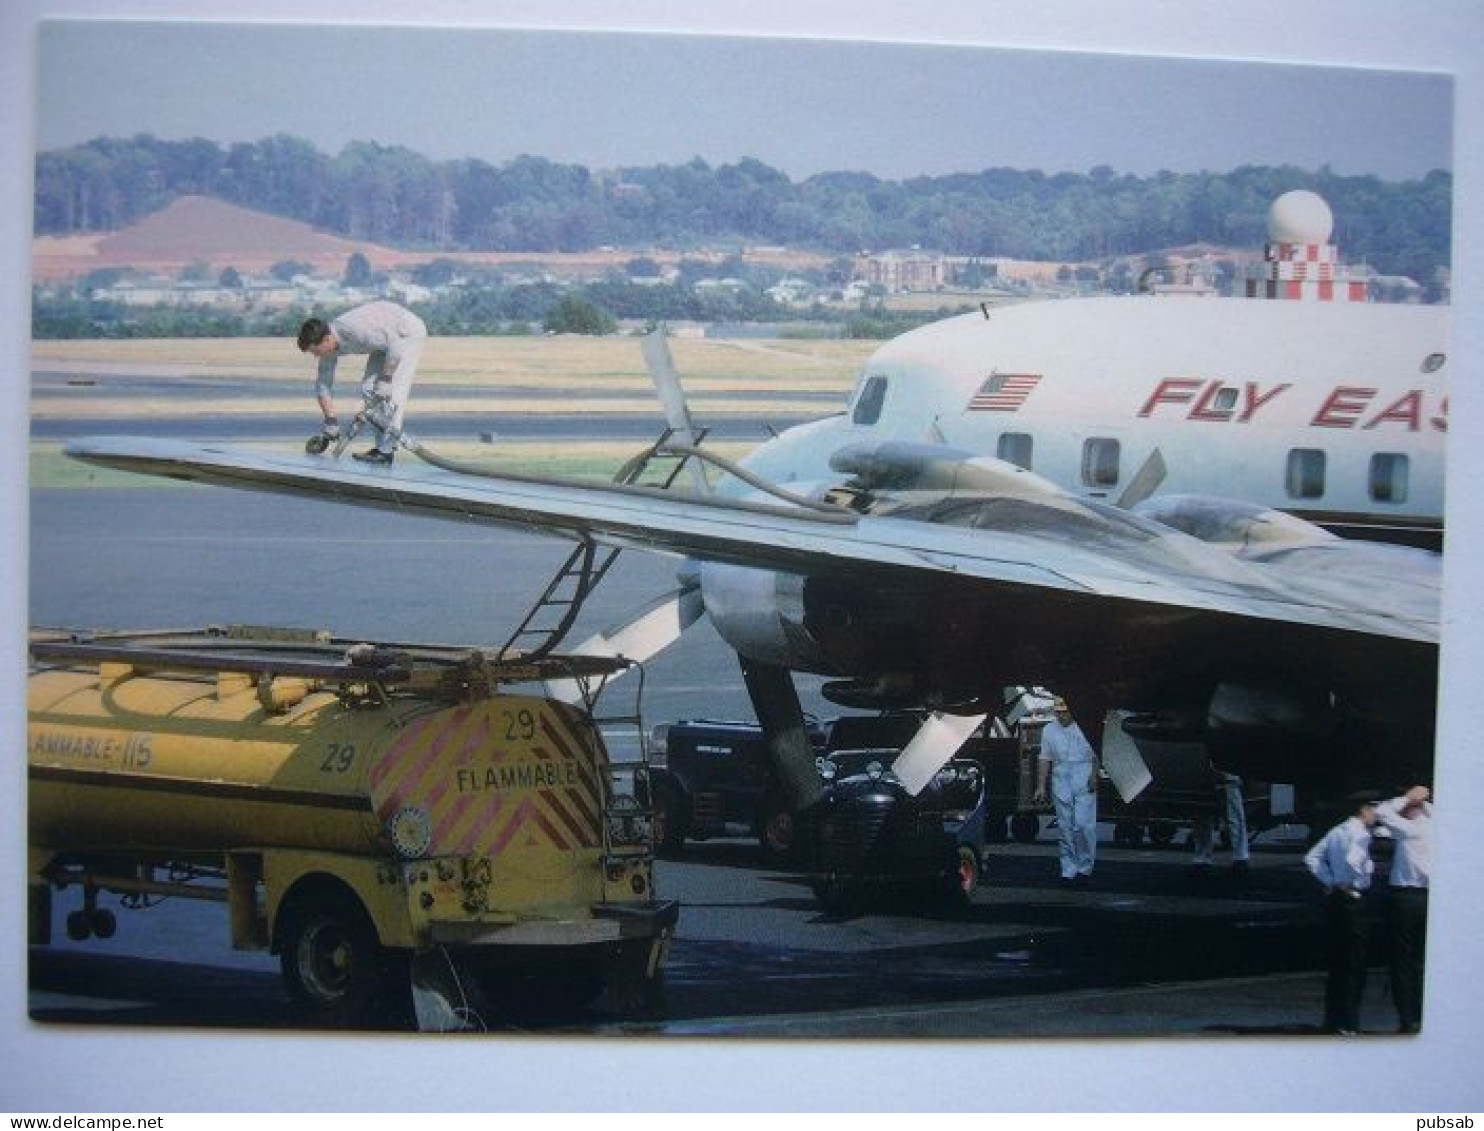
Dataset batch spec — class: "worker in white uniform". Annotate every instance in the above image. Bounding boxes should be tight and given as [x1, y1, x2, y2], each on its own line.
[1190, 768, 1251, 874]
[298, 300, 427, 465]
[1375, 785, 1431, 1033]
[1304, 791, 1381, 1034]
[1033, 696, 1100, 886]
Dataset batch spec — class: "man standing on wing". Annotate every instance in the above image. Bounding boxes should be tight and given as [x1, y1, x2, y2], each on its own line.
[298, 300, 427, 466]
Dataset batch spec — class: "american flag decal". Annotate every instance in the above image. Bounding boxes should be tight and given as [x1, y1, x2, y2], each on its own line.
[969, 373, 1041, 412]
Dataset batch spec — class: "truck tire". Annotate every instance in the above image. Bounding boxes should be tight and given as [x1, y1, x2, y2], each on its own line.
[757, 793, 801, 866]
[279, 887, 384, 1027]
[942, 844, 980, 908]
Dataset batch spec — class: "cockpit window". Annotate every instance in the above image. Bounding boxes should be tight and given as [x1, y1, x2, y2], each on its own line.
[852, 375, 888, 425]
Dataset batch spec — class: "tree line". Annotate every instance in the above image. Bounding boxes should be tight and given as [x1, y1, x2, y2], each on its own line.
[35, 134, 1452, 284]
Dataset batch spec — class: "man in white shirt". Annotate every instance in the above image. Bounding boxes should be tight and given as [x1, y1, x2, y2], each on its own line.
[1304, 791, 1381, 1034]
[1376, 785, 1431, 1033]
[298, 300, 428, 466]
[1033, 696, 1100, 886]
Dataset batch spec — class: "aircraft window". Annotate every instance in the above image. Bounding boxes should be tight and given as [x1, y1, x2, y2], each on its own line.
[1286, 449, 1327, 499]
[1213, 387, 1239, 411]
[852, 375, 888, 425]
[997, 432, 1034, 470]
[1081, 438, 1121, 488]
[1369, 453, 1410, 503]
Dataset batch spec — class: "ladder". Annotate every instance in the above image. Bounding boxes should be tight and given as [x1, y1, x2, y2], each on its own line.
[496, 427, 709, 660]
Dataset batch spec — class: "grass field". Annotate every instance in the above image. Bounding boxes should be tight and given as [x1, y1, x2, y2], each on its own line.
[32, 334, 874, 391]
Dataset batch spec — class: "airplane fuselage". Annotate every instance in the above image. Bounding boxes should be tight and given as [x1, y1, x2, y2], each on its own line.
[738, 296, 1448, 547]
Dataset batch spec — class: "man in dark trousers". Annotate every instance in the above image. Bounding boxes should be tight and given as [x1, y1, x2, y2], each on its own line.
[1376, 785, 1431, 1033]
[1303, 791, 1381, 1034]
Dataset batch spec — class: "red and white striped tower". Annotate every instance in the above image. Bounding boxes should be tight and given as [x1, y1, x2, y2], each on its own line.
[1244, 190, 1368, 302]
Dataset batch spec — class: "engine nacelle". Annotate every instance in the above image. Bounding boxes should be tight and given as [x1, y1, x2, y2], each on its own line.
[700, 561, 945, 687]
[699, 562, 830, 671]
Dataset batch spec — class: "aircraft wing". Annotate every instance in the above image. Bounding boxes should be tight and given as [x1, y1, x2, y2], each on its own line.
[67, 436, 1438, 646]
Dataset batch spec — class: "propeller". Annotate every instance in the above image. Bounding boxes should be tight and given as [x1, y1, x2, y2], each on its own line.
[545, 330, 716, 703]
[641, 327, 711, 495]
[1115, 447, 1167, 510]
[543, 581, 705, 703]
[889, 710, 988, 796]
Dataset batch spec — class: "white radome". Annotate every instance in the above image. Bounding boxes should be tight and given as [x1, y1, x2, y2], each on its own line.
[1267, 190, 1334, 244]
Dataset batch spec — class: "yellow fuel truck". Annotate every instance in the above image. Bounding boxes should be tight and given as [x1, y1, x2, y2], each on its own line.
[27, 625, 677, 1027]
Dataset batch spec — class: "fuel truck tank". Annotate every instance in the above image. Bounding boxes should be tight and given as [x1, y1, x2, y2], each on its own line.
[28, 627, 676, 1028]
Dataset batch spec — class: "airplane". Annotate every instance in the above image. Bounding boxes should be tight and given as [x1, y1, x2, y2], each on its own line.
[738, 295, 1446, 551]
[64, 208, 1447, 818]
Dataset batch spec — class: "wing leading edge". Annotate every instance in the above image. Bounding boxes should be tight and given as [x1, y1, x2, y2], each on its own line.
[65, 436, 1438, 646]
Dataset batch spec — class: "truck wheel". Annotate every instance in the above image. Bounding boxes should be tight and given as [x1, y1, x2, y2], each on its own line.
[279, 889, 383, 1027]
[65, 909, 92, 941]
[90, 907, 117, 939]
[757, 794, 801, 866]
[1010, 813, 1040, 844]
[943, 844, 980, 907]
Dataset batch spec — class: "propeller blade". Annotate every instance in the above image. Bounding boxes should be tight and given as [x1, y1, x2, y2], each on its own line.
[1115, 448, 1167, 509]
[641, 328, 711, 495]
[543, 583, 704, 702]
[890, 711, 987, 795]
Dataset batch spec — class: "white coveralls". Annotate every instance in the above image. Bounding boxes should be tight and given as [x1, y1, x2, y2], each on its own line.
[1191, 771, 1251, 866]
[316, 301, 427, 455]
[1038, 717, 1098, 879]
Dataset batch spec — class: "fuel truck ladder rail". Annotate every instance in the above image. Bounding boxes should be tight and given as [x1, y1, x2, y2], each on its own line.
[567, 656, 655, 865]
[496, 426, 711, 661]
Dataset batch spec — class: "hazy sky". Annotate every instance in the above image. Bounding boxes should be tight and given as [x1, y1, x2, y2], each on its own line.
[36, 22, 1453, 180]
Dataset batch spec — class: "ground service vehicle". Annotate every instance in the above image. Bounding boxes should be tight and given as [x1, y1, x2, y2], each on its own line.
[649, 713, 1016, 864]
[808, 749, 989, 915]
[27, 626, 677, 1028]
[646, 717, 827, 863]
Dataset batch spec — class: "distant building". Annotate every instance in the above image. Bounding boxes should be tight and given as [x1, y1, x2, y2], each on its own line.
[765, 278, 816, 306]
[92, 276, 298, 309]
[858, 250, 946, 292]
